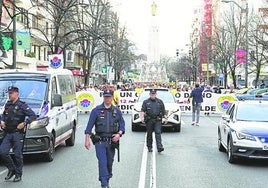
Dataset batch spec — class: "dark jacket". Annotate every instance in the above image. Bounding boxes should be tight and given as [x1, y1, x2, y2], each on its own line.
[2, 98, 37, 132]
[85, 103, 125, 137]
[189, 86, 204, 105]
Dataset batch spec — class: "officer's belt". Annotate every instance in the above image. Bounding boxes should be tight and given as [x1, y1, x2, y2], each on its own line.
[5, 129, 20, 133]
[147, 115, 160, 119]
[95, 135, 112, 142]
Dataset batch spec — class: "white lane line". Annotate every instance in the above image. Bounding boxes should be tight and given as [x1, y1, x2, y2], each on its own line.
[150, 132, 156, 188]
[0, 169, 7, 176]
[138, 133, 148, 188]
[205, 116, 219, 125]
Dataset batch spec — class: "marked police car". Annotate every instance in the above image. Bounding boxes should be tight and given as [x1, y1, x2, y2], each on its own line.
[218, 98, 268, 163]
[131, 88, 181, 132]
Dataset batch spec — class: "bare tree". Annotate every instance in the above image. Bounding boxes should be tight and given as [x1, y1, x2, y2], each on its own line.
[247, 11, 268, 88]
[212, 5, 246, 88]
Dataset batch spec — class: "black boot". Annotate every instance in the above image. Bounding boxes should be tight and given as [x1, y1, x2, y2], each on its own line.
[13, 174, 22, 182]
[5, 169, 15, 180]
[158, 147, 164, 153]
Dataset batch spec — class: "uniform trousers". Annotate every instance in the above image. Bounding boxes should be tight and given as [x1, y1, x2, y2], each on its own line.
[0, 132, 24, 176]
[146, 119, 163, 149]
[95, 141, 115, 186]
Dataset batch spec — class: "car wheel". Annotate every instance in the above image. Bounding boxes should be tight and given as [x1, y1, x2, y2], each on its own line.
[65, 126, 76, 146]
[174, 123, 181, 132]
[218, 129, 225, 152]
[227, 137, 236, 163]
[44, 135, 55, 162]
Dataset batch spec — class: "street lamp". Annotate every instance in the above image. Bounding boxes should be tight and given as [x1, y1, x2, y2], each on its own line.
[222, 0, 249, 88]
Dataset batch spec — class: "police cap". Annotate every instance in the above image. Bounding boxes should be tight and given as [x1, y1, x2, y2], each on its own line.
[150, 89, 156, 94]
[103, 90, 113, 97]
[8, 86, 19, 93]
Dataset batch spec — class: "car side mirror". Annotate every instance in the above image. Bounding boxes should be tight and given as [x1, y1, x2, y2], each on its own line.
[52, 94, 63, 107]
[222, 114, 230, 122]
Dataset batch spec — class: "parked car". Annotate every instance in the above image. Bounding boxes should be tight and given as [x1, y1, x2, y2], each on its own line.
[131, 88, 181, 132]
[235, 88, 268, 100]
[218, 98, 268, 163]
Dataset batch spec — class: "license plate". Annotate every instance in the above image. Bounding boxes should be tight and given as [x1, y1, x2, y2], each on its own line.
[263, 145, 268, 150]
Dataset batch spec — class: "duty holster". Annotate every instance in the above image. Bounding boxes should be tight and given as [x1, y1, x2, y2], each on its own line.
[90, 134, 101, 145]
[111, 140, 120, 162]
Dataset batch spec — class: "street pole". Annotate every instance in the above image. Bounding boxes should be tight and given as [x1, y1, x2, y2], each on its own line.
[207, 39, 210, 85]
[245, 2, 248, 88]
[12, 0, 16, 69]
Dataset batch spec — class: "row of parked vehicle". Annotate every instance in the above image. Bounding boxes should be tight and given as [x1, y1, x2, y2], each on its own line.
[233, 87, 268, 100]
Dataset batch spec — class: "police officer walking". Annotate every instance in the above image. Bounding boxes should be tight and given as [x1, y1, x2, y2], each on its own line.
[189, 83, 204, 126]
[0, 86, 37, 182]
[141, 89, 167, 153]
[84, 90, 125, 188]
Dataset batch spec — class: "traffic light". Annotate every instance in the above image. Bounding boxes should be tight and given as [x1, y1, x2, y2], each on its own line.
[176, 49, 179, 56]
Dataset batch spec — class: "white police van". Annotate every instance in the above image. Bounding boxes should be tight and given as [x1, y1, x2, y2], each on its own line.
[0, 69, 77, 161]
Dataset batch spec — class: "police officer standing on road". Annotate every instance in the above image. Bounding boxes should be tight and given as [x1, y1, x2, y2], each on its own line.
[84, 90, 125, 188]
[189, 83, 204, 126]
[0, 86, 37, 182]
[141, 89, 167, 153]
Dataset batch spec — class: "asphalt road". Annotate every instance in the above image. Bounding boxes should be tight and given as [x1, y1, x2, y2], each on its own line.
[1, 113, 268, 188]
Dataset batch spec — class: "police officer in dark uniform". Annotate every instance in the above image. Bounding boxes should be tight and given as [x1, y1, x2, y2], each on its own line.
[141, 89, 167, 152]
[84, 90, 125, 188]
[0, 86, 37, 182]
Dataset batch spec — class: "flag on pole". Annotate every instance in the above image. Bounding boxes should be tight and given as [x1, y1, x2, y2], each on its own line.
[236, 49, 246, 64]
[48, 54, 64, 69]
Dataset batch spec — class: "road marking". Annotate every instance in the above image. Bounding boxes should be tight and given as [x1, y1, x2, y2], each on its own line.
[138, 133, 157, 188]
[138, 133, 148, 188]
[0, 169, 7, 176]
[151, 132, 156, 188]
[206, 117, 219, 125]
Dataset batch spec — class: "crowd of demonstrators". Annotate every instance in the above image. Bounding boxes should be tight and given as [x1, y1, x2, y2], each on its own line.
[75, 81, 229, 97]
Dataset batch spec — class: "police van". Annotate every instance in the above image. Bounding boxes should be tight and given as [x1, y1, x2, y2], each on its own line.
[0, 69, 77, 161]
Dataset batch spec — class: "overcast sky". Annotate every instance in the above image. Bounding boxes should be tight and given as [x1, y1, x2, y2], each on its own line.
[111, 0, 200, 57]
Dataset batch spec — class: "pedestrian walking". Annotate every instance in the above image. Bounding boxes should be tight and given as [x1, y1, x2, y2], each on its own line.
[0, 86, 37, 182]
[140, 89, 167, 153]
[189, 83, 204, 126]
[84, 90, 125, 188]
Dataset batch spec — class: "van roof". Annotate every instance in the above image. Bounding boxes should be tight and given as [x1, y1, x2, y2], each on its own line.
[0, 68, 73, 77]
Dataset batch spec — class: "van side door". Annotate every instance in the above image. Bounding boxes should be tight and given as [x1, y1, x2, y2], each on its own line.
[50, 76, 65, 143]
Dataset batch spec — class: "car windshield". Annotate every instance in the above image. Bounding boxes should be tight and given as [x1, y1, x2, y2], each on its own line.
[137, 90, 175, 103]
[0, 80, 47, 115]
[236, 103, 268, 122]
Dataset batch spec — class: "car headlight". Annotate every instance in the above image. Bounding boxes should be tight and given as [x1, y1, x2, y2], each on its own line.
[28, 117, 49, 130]
[235, 131, 256, 141]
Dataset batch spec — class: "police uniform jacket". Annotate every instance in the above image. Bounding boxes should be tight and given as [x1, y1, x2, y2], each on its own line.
[1, 98, 37, 133]
[141, 97, 166, 119]
[85, 103, 125, 137]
